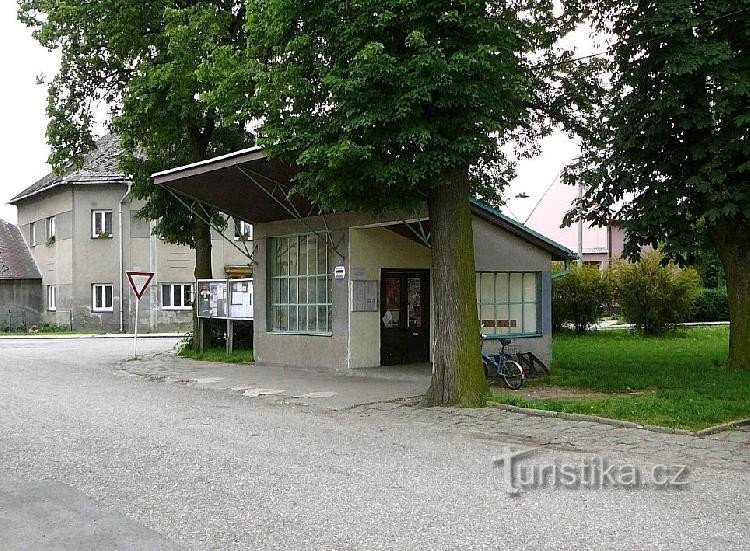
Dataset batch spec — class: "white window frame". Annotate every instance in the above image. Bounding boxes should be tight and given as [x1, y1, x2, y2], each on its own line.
[47, 285, 57, 311]
[47, 216, 56, 240]
[30, 221, 36, 246]
[91, 210, 113, 238]
[161, 283, 194, 310]
[92, 283, 114, 312]
[234, 219, 253, 241]
[476, 271, 541, 337]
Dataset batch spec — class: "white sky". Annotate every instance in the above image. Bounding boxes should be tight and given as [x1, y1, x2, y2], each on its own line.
[0, 3, 598, 251]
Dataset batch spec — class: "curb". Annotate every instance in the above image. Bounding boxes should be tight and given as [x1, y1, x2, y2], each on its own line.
[0, 333, 185, 340]
[488, 403, 749, 437]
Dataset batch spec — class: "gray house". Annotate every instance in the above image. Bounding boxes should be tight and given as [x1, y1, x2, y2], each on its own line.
[10, 135, 252, 332]
[154, 148, 574, 369]
[0, 219, 43, 330]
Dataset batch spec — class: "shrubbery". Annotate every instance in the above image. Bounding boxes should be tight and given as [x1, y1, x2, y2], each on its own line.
[688, 288, 729, 322]
[552, 265, 612, 333]
[611, 251, 700, 335]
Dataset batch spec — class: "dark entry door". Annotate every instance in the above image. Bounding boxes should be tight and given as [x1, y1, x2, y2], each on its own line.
[380, 269, 430, 365]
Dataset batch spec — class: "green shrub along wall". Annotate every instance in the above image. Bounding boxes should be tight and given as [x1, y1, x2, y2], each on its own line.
[688, 288, 729, 322]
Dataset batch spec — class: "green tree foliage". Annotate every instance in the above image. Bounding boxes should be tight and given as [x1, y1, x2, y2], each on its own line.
[566, 1, 750, 368]
[18, 0, 254, 343]
[689, 288, 729, 322]
[612, 252, 700, 335]
[244, 0, 594, 406]
[552, 265, 612, 333]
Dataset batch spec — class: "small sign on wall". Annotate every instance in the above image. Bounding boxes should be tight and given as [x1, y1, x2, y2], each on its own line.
[334, 265, 346, 280]
[352, 280, 379, 312]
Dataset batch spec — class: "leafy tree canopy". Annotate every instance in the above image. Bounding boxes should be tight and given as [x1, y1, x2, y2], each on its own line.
[244, 0, 597, 213]
[18, 0, 254, 246]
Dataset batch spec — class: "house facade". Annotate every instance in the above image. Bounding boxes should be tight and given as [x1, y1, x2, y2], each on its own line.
[10, 135, 252, 332]
[0, 219, 43, 330]
[154, 148, 575, 369]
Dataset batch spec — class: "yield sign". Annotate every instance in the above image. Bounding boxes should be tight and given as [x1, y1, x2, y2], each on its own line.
[126, 271, 155, 300]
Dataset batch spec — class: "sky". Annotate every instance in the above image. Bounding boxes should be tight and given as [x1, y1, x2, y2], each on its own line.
[0, 3, 601, 252]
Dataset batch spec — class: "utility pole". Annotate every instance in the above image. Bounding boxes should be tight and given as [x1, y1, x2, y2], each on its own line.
[577, 181, 583, 266]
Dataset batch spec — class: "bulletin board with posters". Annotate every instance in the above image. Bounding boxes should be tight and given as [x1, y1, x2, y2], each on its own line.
[197, 278, 253, 320]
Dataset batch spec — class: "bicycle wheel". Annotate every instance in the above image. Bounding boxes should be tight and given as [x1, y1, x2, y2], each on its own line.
[502, 360, 524, 390]
[482, 355, 499, 383]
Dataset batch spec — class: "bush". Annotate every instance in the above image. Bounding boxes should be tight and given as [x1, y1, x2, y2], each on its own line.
[612, 251, 700, 335]
[552, 265, 612, 333]
[688, 288, 729, 322]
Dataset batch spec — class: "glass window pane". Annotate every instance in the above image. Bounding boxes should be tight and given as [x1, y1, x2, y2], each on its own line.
[279, 278, 289, 304]
[523, 303, 537, 334]
[95, 286, 102, 308]
[317, 306, 328, 332]
[509, 273, 523, 302]
[105, 286, 113, 308]
[316, 276, 327, 305]
[299, 277, 308, 303]
[289, 306, 298, 332]
[307, 236, 317, 275]
[480, 273, 494, 304]
[308, 306, 317, 332]
[163, 285, 171, 307]
[185, 285, 193, 306]
[289, 278, 298, 304]
[523, 273, 537, 302]
[496, 273, 509, 302]
[509, 304, 523, 332]
[480, 304, 496, 335]
[299, 305, 308, 331]
[288, 236, 299, 276]
[173, 285, 181, 307]
[497, 304, 510, 334]
[105, 212, 113, 235]
[299, 236, 308, 275]
[316, 235, 327, 274]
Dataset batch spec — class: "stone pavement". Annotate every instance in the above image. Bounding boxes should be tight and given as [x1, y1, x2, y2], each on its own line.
[348, 400, 750, 472]
[119, 351, 749, 474]
[116, 351, 429, 409]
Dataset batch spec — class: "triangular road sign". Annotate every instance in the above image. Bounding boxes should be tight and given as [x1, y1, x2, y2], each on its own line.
[126, 271, 155, 300]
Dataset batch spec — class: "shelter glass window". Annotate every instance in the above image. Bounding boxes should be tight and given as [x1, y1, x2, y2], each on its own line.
[476, 272, 540, 336]
[270, 233, 332, 334]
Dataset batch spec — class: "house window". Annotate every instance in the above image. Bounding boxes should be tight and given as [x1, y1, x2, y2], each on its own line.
[47, 216, 56, 241]
[92, 283, 114, 312]
[92, 210, 113, 238]
[47, 285, 57, 311]
[30, 222, 36, 246]
[476, 272, 539, 336]
[270, 233, 332, 334]
[234, 219, 253, 240]
[162, 283, 193, 310]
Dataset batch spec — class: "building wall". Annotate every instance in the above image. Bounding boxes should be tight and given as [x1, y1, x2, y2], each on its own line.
[253, 211, 555, 370]
[16, 183, 252, 332]
[0, 279, 43, 327]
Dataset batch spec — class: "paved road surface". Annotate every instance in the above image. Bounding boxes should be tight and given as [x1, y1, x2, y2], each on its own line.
[0, 338, 747, 549]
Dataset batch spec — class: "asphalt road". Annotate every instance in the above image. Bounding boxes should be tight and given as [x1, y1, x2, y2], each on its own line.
[0, 338, 747, 550]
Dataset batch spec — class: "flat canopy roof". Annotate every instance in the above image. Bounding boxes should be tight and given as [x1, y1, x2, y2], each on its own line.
[153, 147, 313, 224]
[153, 148, 575, 261]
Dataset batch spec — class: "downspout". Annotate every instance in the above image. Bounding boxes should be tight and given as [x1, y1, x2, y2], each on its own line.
[118, 182, 133, 332]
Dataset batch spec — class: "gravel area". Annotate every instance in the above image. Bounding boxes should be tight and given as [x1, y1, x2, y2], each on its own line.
[0, 338, 748, 549]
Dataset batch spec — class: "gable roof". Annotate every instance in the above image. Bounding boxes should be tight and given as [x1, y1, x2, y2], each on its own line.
[10, 134, 129, 204]
[154, 147, 576, 260]
[0, 220, 41, 280]
[470, 199, 576, 261]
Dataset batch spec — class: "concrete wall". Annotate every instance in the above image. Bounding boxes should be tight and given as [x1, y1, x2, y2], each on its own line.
[348, 226, 432, 369]
[252, 211, 555, 370]
[15, 183, 252, 332]
[0, 279, 43, 327]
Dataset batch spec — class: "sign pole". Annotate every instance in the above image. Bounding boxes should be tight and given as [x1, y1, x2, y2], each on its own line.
[134, 297, 139, 358]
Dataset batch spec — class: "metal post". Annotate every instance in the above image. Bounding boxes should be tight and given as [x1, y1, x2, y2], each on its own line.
[577, 182, 584, 266]
[226, 319, 233, 355]
[134, 298, 139, 358]
[198, 317, 205, 354]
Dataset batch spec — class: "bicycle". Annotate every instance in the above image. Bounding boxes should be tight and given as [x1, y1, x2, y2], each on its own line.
[481, 335, 524, 390]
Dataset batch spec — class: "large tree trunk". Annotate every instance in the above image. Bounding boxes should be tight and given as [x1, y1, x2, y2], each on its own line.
[421, 171, 489, 407]
[709, 218, 750, 370]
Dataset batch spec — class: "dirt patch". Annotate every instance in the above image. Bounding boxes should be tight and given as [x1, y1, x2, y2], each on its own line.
[491, 384, 651, 400]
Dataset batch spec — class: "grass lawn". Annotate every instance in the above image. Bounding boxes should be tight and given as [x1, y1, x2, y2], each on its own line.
[178, 346, 254, 364]
[490, 327, 749, 431]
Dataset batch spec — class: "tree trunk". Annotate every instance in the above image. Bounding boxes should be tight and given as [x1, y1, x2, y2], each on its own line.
[709, 218, 750, 370]
[421, 171, 489, 407]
